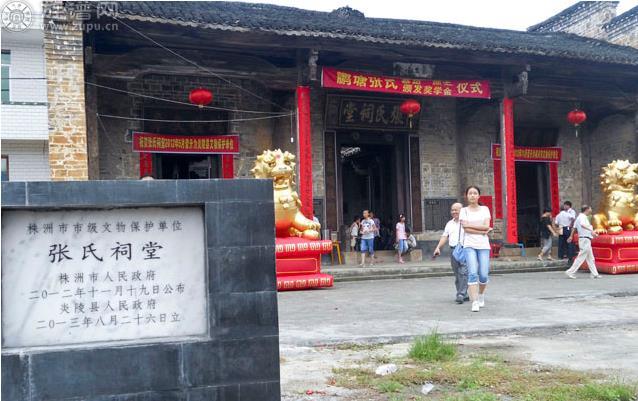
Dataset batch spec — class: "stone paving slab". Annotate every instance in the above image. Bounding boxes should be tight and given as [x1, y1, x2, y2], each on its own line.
[278, 271, 638, 346]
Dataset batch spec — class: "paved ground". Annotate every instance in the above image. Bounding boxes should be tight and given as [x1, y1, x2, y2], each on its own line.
[279, 272, 638, 399]
[278, 271, 638, 346]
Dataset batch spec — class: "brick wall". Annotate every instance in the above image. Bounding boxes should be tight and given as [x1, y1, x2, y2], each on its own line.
[418, 98, 462, 199]
[2, 140, 50, 181]
[585, 113, 638, 209]
[310, 87, 325, 198]
[97, 74, 277, 179]
[457, 102, 499, 198]
[43, 1, 88, 180]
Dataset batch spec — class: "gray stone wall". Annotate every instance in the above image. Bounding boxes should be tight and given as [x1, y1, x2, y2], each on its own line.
[418, 98, 462, 199]
[310, 87, 326, 199]
[457, 102, 499, 198]
[97, 74, 277, 179]
[585, 113, 638, 209]
[556, 126, 583, 208]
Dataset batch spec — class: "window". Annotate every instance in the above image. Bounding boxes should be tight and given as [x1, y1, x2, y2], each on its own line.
[1, 156, 8, 181]
[1, 50, 10, 103]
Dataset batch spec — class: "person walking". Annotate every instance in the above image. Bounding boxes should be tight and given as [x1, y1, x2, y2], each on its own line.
[433, 202, 468, 304]
[538, 208, 559, 261]
[370, 211, 382, 253]
[350, 216, 361, 252]
[565, 205, 601, 279]
[555, 201, 576, 263]
[460, 186, 492, 312]
[359, 210, 377, 267]
[395, 214, 408, 264]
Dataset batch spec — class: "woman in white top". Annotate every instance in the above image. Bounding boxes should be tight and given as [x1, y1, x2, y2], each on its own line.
[460, 186, 493, 312]
[395, 214, 408, 264]
[350, 216, 360, 251]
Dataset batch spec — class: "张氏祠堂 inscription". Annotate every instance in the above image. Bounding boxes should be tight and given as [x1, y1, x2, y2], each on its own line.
[1, 207, 207, 349]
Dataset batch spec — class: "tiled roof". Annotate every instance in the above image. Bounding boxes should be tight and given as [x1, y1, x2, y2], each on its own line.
[113, 1, 638, 66]
[605, 5, 638, 29]
[527, 1, 617, 32]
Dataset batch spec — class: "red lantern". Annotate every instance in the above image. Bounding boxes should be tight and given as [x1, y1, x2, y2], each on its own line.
[400, 99, 421, 128]
[567, 108, 587, 137]
[189, 88, 213, 108]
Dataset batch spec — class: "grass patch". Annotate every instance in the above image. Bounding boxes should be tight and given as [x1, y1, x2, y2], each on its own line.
[409, 331, 457, 362]
[444, 391, 500, 401]
[580, 382, 636, 401]
[377, 380, 404, 393]
[332, 342, 383, 352]
[329, 345, 637, 401]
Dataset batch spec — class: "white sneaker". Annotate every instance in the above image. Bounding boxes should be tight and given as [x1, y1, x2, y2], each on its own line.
[591, 274, 601, 279]
[471, 301, 480, 312]
[478, 294, 485, 307]
[565, 271, 577, 279]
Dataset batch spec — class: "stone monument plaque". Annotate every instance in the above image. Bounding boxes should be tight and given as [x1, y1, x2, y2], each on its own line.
[1, 206, 208, 349]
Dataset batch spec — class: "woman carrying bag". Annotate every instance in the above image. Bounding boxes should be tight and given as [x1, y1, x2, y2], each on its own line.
[459, 186, 493, 312]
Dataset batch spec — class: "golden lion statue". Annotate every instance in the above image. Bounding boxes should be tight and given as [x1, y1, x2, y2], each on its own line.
[252, 149, 320, 240]
[592, 160, 638, 234]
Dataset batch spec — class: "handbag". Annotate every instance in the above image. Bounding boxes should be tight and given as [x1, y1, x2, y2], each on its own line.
[452, 209, 467, 265]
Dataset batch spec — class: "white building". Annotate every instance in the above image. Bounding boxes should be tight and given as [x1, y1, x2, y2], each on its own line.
[1, 11, 50, 181]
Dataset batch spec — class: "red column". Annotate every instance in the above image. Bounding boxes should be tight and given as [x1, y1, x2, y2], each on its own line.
[296, 86, 313, 218]
[221, 154, 234, 179]
[549, 163, 560, 216]
[502, 98, 518, 243]
[139, 152, 153, 178]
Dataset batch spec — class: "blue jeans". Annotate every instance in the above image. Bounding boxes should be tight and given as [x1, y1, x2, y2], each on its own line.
[464, 247, 490, 285]
[397, 239, 408, 255]
[361, 238, 375, 254]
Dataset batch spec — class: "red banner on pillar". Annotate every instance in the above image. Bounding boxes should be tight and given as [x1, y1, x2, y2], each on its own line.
[221, 154, 234, 179]
[549, 163, 560, 217]
[493, 160, 503, 219]
[139, 152, 153, 178]
[503, 98, 518, 244]
[297, 86, 313, 219]
[322, 67, 491, 99]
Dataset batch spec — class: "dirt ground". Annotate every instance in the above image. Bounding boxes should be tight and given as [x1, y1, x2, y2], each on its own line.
[280, 324, 638, 401]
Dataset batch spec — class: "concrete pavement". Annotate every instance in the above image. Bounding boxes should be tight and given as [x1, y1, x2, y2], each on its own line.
[278, 271, 638, 346]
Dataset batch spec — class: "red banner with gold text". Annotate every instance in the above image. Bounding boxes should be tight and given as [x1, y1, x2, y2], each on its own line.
[322, 67, 491, 99]
[132, 132, 239, 154]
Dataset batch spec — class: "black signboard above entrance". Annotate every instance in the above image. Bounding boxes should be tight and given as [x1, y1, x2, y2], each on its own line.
[325, 94, 418, 131]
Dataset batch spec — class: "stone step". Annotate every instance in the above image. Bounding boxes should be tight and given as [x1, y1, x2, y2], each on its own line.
[341, 249, 423, 264]
[324, 258, 567, 282]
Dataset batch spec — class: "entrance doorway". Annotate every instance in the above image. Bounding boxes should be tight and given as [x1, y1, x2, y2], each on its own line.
[158, 154, 220, 179]
[337, 131, 409, 250]
[516, 162, 550, 247]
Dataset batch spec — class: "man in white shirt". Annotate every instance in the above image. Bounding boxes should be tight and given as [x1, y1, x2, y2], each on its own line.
[565, 205, 601, 279]
[555, 201, 577, 263]
[433, 202, 468, 304]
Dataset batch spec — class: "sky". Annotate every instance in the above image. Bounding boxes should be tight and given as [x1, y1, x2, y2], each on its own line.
[15, 0, 638, 31]
[225, 0, 638, 31]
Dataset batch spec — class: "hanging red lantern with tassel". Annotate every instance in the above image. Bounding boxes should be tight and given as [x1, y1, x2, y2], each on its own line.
[567, 108, 586, 138]
[188, 88, 213, 108]
[400, 99, 421, 128]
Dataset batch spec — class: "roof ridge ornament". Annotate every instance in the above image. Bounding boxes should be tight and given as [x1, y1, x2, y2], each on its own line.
[330, 6, 365, 20]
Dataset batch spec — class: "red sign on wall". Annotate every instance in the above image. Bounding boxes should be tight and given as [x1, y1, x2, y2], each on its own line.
[322, 67, 491, 99]
[491, 144, 562, 162]
[132, 132, 239, 154]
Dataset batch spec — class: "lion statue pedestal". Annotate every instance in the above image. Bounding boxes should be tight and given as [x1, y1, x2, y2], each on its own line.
[252, 149, 334, 290]
[583, 160, 638, 274]
[587, 231, 638, 274]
